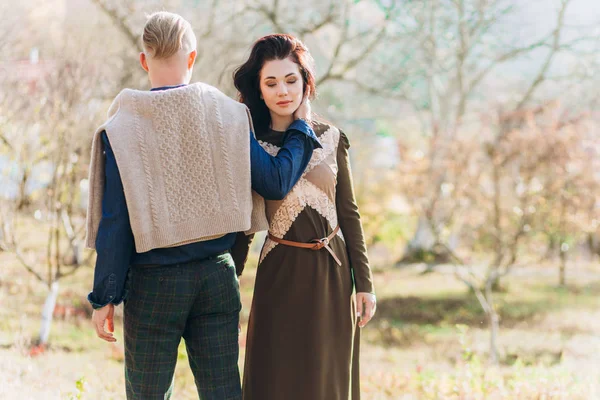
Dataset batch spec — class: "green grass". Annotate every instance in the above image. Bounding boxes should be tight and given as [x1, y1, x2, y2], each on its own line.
[1, 225, 600, 399]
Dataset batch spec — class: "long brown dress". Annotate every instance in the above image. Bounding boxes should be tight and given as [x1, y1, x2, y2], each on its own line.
[238, 121, 374, 400]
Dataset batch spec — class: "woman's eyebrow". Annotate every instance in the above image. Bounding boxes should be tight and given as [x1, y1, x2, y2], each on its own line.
[264, 73, 298, 80]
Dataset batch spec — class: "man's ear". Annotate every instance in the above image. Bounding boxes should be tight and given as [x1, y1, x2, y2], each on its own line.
[139, 52, 149, 72]
[188, 50, 197, 69]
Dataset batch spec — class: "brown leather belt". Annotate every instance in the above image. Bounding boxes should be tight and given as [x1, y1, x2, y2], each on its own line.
[268, 226, 342, 266]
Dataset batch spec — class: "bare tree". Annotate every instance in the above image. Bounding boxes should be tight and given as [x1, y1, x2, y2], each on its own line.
[533, 114, 599, 286]
[372, 0, 596, 262]
[0, 17, 117, 346]
[426, 104, 596, 363]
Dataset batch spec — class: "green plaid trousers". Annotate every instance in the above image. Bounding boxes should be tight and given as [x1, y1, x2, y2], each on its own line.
[123, 252, 242, 399]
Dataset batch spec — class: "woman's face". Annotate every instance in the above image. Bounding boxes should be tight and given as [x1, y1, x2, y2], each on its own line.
[259, 57, 304, 120]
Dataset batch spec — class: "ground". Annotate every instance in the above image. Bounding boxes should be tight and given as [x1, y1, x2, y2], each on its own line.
[1, 248, 599, 399]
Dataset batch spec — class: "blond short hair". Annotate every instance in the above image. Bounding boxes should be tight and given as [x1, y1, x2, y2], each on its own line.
[142, 12, 197, 59]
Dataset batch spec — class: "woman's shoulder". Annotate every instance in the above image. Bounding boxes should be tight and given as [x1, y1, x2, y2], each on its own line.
[310, 119, 335, 137]
[311, 120, 350, 149]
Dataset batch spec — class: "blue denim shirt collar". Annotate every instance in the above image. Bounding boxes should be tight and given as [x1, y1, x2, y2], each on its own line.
[151, 84, 187, 91]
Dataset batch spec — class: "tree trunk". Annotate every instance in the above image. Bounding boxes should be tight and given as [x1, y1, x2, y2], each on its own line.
[543, 234, 558, 261]
[559, 247, 567, 287]
[408, 215, 436, 251]
[470, 279, 500, 365]
[16, 166, 31, 211]
[485, 281, 500, 364]
[39, 281, 59, 345]
[490, 275, 503, 292]
[400, 215, 436, 264]
[586, 233, 600, 260]
[487, 309, 500, 364]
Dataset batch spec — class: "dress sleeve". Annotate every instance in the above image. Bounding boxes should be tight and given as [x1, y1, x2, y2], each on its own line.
[335, 131, 374, 294]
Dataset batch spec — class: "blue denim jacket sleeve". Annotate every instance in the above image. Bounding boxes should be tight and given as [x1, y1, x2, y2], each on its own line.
[250, 119, 322, 200]
[87, 132, 133, 310]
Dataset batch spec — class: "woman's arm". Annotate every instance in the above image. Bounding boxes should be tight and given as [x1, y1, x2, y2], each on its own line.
[335, 131, 376, 327]
[249, 120, 321, 200]
[335, 131, 374, 294]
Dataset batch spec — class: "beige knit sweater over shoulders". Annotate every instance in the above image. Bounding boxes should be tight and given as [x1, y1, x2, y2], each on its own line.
[86, 82, 267, 253]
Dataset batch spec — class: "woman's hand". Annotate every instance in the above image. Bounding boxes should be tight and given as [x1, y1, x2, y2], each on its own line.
[356, 292, 376, 328]
[293, 96, 311, 122]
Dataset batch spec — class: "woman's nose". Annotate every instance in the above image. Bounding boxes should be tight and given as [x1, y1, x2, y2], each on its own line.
[277, 85, 288, 96]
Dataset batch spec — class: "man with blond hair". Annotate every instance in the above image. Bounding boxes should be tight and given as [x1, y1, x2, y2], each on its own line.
[86, 11, 319, 399]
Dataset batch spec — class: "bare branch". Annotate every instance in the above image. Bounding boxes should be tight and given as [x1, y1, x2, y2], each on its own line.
[338, 25, 387, 76]
[298, 1, 337, 37]
[247, 3, 285, 33]
[56, 264, 83, 280]
[466, 34, 552, 97]
[515, 0, 571, 109]
[200, 0, 220, 39]
[316, 3, 350, 86]
[14, 248, 47, 285]
[0, 220, 47, 285]
[451, 262, 492, 315]
[326, 76, 409, 102]
[91, 0, 138, 50]
[318, 1, 396, 86]
[0, 130, 12, 150]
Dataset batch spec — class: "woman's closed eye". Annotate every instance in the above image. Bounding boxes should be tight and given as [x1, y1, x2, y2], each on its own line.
[267, 80, 297, 87]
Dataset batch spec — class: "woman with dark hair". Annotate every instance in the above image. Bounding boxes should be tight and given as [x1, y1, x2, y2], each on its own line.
[233, 34, 376, 400]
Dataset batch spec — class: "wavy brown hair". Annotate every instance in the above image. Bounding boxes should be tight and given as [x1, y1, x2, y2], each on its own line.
[233, 34, 316, 133]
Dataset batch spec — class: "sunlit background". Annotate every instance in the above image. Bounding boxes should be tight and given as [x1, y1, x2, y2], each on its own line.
[2, 0, 600, 398]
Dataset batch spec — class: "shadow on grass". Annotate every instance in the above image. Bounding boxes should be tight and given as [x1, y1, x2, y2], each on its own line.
[376, 294, 553, 327]
[376, 281, 599, 328]
[534, 280, 600, 296]
[369, 283, 598, 354]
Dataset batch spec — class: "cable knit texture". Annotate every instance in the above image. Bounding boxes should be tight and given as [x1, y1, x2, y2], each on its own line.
[86, 82, 267, 253]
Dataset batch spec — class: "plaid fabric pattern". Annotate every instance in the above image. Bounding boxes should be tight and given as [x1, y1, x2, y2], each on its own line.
[124, 252, 242, 399]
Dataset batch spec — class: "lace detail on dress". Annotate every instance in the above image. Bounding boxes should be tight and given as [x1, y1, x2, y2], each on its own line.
[304, 126, 339, 175]
[257, 124, 344, 264]
[258, 125, 340, 176]
[258, 140, 280, 157]
[259, 180, 345, 264]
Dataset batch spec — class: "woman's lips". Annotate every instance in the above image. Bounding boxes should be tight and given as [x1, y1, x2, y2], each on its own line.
[277, 100, 292, 107]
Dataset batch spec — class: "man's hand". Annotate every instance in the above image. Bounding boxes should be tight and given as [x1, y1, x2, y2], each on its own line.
[92, 303, 116, 342]
[356, 293, 376, 328]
